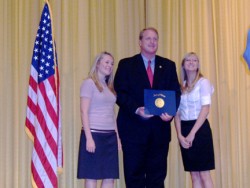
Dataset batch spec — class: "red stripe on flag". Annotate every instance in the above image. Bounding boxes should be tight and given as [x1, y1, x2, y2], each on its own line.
[25, 117, 35, 137]
[39, 81, 58, 129]
[31, 161, 44, 187]
[48, 74, 57, 95]
[27, 96, 37, 116]
[29, 75, 38, 93]
[34, 136, 57, 187]
[36, 104, 57, 156]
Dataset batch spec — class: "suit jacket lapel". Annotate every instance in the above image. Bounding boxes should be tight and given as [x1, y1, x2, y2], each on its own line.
[134, 54, 152, 88]
[153, 56, 165, 88]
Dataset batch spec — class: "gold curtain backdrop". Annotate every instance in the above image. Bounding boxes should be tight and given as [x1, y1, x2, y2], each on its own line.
[0, 0, 250, 187]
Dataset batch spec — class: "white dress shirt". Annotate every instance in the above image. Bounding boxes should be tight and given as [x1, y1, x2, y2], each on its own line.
[179, 78, 214, 121]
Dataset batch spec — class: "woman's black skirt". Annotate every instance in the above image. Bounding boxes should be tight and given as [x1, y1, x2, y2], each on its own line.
[180, 119, 215, 171]
[77, 130, 119, 179]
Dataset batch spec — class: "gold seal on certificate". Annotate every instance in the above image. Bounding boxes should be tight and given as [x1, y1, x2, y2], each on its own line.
[155, 98, 164, 108]
[144, 89, 176, 115]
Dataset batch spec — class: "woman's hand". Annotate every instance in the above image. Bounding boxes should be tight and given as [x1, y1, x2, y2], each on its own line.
[86, 138, 96, 153]
[185, 132, 195, 147]
[178, 134, 191, 149]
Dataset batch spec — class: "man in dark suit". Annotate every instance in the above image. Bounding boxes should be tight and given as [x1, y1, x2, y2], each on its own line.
[114, 27, 181, 188]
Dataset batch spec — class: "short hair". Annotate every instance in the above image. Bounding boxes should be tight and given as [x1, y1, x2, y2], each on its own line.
[139, 27, 159, 40]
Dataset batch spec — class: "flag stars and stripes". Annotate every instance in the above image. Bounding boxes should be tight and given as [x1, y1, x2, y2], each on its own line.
[31, 4, 55, 83]
[25, 3, 62, 188]
[30, 8, 54, 82]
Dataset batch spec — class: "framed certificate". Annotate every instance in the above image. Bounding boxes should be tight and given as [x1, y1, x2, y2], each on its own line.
[144, 89, 176, 116]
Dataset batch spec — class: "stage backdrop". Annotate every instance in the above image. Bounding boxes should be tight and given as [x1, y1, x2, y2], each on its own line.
[0, 0, 250, 187]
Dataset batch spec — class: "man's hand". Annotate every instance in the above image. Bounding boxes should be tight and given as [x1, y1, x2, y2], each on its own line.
[160, 113, 173, 121]
[136, 107, 154, 119]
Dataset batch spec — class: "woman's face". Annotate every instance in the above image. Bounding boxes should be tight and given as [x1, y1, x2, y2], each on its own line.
[97, 54, 114, 77]
[183, 54, 199, 72]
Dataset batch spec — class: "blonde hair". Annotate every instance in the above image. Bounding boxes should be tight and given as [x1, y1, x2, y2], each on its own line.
[88, 51, 116, 95]
[180, 52, 203, 93]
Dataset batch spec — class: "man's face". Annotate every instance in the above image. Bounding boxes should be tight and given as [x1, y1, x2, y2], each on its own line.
[139, 29, 158, 55]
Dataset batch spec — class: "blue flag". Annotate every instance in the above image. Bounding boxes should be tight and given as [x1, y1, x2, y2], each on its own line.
[243, 29, 250, 69]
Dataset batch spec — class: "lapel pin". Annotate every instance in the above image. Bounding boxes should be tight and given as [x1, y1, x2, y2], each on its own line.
[159, 65, 162, 68]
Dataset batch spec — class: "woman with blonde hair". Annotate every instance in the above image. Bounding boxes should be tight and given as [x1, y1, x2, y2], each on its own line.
[174, 52, 215, 188]
[77, 51, 120, 188]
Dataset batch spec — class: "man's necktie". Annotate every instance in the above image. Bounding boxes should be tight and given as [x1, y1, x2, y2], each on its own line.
[147, 60, 153, 87]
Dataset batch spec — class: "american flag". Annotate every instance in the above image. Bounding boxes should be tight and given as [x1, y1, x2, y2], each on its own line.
[25, 3, 63, 188]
